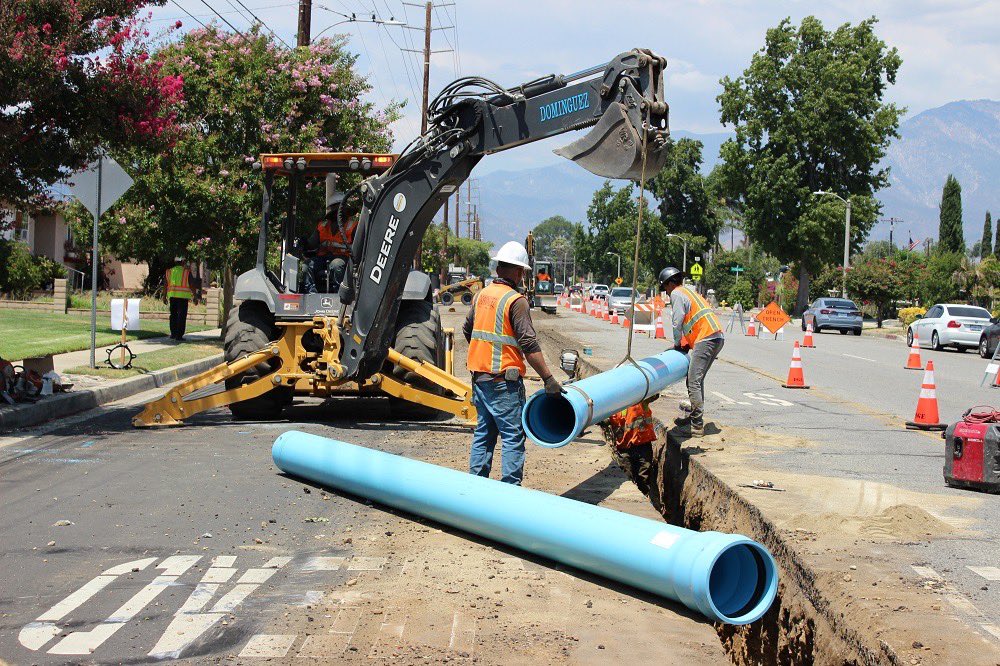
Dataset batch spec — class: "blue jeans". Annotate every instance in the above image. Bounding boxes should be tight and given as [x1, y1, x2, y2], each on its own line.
[470, 378, 526, 485]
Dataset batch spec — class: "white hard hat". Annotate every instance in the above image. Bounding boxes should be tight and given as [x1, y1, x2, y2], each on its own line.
[492, 241, 531, 269]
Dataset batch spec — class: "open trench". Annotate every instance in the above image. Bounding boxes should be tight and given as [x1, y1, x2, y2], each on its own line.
[536, 325, 901, 666]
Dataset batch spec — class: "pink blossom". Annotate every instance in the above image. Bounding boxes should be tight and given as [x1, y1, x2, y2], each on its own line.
[219, 169, 229, 177]
[174, 20, 183, 29]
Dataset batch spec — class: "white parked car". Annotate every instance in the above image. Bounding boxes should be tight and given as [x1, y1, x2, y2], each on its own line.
[588, 284, 610, 301]
[906, 303, 992, 351]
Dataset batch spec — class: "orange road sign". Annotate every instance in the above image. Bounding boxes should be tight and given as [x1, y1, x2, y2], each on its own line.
[755, 301, 790, 335]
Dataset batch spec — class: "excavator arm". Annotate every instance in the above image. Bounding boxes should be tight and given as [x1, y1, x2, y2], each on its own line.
[338, 48, 670, 380]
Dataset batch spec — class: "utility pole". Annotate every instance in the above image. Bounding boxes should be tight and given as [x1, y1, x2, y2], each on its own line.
[466, 180, 472, 238]
[454, 193, 460, 237]
[420, 1, 431, 133]
[884, 217, 901, 249]
[296, 0, 311, 47]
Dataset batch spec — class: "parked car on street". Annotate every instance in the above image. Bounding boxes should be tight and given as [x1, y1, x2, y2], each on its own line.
[589, 284, 610, 301]
[554, 283, 565, 295]
[607, 287, 638, 314]
[907, 303, 992, 352]
[979, 316, 1000, 358]
[801, 297, 863, 335]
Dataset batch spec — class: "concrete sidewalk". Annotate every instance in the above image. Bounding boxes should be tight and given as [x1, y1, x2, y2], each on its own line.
[50, 328, 222, 373]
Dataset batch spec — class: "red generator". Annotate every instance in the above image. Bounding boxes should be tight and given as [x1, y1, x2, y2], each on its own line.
[944, 421, 1000, 493]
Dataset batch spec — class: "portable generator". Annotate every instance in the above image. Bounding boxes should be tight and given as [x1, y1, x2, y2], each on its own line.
[944, 410, 1000, 493]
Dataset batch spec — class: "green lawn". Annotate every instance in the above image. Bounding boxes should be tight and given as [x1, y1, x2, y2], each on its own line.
[0, 311, 209, 361]
[65, 342, 222, 378]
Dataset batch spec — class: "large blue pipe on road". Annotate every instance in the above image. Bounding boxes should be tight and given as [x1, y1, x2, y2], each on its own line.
[523, 348, 689, 448]
[272, 431, 777, 625]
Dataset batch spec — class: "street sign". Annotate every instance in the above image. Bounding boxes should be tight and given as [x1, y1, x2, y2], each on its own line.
[689, 262, 703, 282]
[614, 277, 623, 285]
[730, 265, 745, 274]
[755, 301, 791, 335]
[70, 155, 134, 369]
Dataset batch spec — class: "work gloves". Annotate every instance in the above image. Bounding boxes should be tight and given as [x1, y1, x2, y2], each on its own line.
[543, 375, 565, 395]
[673, 344, 689, 354]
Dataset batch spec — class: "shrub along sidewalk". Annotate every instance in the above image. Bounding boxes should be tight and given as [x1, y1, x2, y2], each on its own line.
[0, 311, 209, 361]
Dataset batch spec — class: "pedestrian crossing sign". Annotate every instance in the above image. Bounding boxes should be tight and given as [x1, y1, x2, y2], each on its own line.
[690, 263, 703, 282]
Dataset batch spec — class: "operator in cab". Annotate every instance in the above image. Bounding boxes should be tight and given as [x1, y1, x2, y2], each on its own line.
[464, 242, 562, 485]
[659, 266, 724, 438]
[303, 189, 359, 294]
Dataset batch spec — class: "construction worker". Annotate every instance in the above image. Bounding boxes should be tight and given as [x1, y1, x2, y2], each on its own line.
[537, 269, 551, 283]
[303, 191, 359, 294]
[165, 257, 193, 340]
[603, 395, 662, 512]
[464, 241, 562, 485]
[659, 267, 724, 437]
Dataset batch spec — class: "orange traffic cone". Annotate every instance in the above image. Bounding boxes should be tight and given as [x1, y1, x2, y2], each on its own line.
[603, 301, 610, 321]
[610, 308, 619, 325]
[781, 342, 809, 388]
[904, 332, 922, 370]
[992, 365, 1000, 388]
[802, 322, 815, 348]
[746, 320, 757, 337]
[622, 315, 631, 329]
[654, 314, 666, 339]
[905, 360, 946, 430]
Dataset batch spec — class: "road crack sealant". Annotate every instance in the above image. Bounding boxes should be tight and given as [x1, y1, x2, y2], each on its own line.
[536, 322, 901, 665]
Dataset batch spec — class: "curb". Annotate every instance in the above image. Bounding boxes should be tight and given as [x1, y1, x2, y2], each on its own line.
[0, 354, 224, 433]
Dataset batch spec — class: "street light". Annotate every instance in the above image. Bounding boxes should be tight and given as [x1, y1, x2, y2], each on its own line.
[605, 251, 621, 281]
[812, 190, 852, 298]
[312, 10, 407, 43]
[665, 234, 688, 273]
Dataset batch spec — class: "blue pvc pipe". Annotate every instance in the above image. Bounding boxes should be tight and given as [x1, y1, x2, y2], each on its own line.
[272, 431, 778, 625]
[523, 349, 690, 448]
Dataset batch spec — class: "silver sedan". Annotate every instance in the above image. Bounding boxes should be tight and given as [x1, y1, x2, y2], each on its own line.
[906, 303, 991, 351]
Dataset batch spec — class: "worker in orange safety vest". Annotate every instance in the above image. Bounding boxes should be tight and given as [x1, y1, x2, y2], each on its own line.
[603, 395, 662, 512]
[463, 241, 561, 485]
[304, 190, 359, 294]
[164, 257, 192, 340]
[659, 266, 724, 438]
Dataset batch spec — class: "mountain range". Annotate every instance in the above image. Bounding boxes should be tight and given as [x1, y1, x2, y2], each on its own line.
[474, 100, 1000, 251]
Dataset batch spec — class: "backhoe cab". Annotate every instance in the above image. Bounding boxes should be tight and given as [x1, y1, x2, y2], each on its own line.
[134, 48, 670, 428]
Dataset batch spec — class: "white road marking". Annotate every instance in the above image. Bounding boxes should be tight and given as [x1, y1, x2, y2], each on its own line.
[330, 606, 363, 634]
[238, 568, 279, 584]
[911, 565, 999, 642]
[744, 392, 794, 407]
[711, 391, 736, 404]
[103, 557, 158, 576]
[264, 556, 293, 568]
[212, 555, 237, 567]
[239, 634, 297, 658]
[448, 611, 476, 654]
[968, 566, 1000, 581]
[298, 634, 351, 657]
[842, 353, 876, 362]
[368, 608, 407, 658]
[347, 556, 387, 571]
[211, 583, 261, 614]
[202, 568, 237, 583]
[302, 556, 345, 572]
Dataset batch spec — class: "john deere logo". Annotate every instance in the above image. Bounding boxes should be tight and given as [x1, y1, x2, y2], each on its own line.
[393, 193, 406, 212]
[320, 297, 333, 308]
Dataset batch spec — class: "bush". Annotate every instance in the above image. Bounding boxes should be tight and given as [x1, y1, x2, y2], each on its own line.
[729, 280, 754, 309]
[0, 240, 43, 299]
[898, 307, 926, 327]
[33, 255, 67, 289]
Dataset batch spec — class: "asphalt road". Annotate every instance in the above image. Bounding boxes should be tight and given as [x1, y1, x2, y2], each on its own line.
[0, 313, 723, 665]
[544, 307, 1000, 646]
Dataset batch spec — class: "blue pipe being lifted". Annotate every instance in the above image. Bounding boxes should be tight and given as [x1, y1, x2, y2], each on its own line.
[272, 431, 778, 625]
[523, 349, 689, 448]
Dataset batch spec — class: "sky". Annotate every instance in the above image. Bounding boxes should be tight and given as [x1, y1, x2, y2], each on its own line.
[152, 0, 1000, 174]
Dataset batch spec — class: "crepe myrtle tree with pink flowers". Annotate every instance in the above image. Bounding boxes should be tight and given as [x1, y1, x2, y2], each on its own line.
[0, 0, 184, 209]
[67, 24, 399, 301]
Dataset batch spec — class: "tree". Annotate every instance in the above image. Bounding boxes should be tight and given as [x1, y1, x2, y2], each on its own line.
[937, 175, 965, 254]
[920, 252, 964, 305]
[531, 215, 575, 260]
[68, 26, 396, 306]
[576, 182, 657, 285]
[982, 211, 993, 259]
[1, 0, 183, 208]
[717, 16, 902, 314]
[846, 257, 901, 326]
[649, 138, 721, 246]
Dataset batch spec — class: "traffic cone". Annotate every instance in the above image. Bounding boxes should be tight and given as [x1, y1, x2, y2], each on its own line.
[781, 342, 809, 388]
[992, 365, 1000, 388]
[622, 314, 631, 329]
[746, 319, 757, 337]
[904, 332, 922, 370]
[654, 314, 666, 339]
[610, 308, 619, 325]
[802, 322, 815, 348]
[603, 301, 610, 322]
[905, 361, 946, 430]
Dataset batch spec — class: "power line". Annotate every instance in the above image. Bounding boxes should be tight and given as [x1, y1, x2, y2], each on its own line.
[231, 0, 292, 47]
[195, 0, 248, 36]
[169, 0, 209, 28]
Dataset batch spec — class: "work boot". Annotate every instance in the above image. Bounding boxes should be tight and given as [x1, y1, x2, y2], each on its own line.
[674, 417, 704, 438]
[673, 415, 692, 427]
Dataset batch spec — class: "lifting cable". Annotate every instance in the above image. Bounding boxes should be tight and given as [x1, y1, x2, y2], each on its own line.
[615, 58, 656, 401]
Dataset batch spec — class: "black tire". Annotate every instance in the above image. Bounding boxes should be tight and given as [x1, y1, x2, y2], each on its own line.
[853, 328, 862, 336]
[840, 329, 848, 335]
[931, 331, 942, 351]
[440, 291, 455, 306]
[460, 291, 474, 306]
[981, 337, 990, 359]
[801, 319, 806, 332]
[906, 327, 914, 347]
[387, 299, 446, 419]
[956, 345, 967, 353]
[224, 301, 292, 420]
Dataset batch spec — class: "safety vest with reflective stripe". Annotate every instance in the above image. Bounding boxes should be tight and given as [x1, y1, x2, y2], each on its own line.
[467, 282, 527, 375]
[609, 402, 656, 449]
[676, 286, 721, 347]
[318, 217, 359, 257]
[165, 266, 192, 300]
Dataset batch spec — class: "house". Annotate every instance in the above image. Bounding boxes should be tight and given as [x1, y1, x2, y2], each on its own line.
[1, 208, 147, 290]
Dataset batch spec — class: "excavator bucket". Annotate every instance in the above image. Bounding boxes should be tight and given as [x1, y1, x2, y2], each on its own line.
[554, 102, 667, 182]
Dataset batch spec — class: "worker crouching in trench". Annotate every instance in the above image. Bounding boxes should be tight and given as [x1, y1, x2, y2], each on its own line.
[601, 395, 665, 515]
